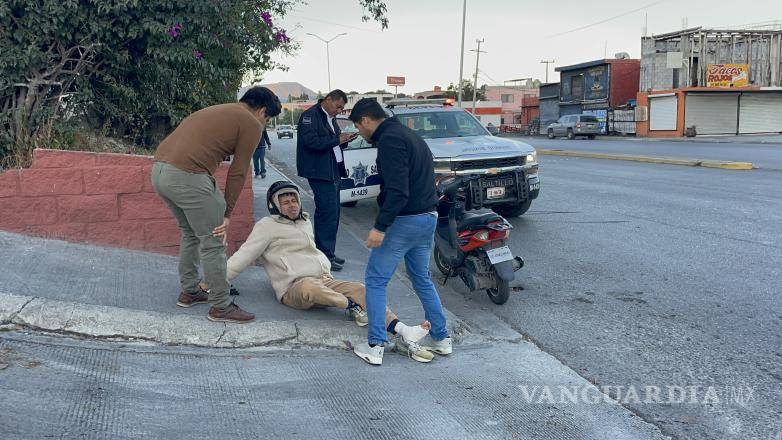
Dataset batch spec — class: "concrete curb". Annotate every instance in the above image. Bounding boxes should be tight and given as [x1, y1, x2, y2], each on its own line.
[538, 148, 755, 170]
[0, 293, 470, 349]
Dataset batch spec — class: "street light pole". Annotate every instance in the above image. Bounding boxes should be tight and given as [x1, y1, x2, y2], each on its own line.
[307, 32, 347, 91]
[470, 38, 486, 116]
[457, 0, 467, 107]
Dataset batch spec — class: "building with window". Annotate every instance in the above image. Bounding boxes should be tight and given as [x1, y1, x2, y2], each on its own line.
[637, 27, 782, 137]
[555, 58, 641, 133]
[344, 92, 395, 111]
[484, 86, 539, 128]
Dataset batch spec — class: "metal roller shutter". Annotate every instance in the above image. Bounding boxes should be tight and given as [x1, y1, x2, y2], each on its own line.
[649, 95, 677, 131]
[685, 93, 739, 135]
[739, 93, 782, 134]
[560, 104, 581, 117]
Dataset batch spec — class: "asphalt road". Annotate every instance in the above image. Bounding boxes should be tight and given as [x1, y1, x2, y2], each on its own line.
[266, 134, 782, 440]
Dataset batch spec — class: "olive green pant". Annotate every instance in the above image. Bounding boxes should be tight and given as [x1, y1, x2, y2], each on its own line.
[151, 162, 232, 309]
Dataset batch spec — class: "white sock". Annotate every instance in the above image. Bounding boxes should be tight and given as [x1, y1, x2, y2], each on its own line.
[395, 322, 428, 342]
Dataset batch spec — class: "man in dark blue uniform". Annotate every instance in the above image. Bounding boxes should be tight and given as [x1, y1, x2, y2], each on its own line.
[296, 89, 356, 271]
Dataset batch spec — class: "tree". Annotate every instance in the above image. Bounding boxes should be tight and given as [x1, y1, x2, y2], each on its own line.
[280, 107, 305, 126]
[445, 80, 486, 102]
[1, 0, 389, 168]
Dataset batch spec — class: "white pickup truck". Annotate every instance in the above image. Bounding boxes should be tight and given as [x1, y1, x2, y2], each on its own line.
[336, 100, 540, 217]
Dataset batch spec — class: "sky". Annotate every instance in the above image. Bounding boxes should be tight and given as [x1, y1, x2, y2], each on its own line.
[258, 0, 782, 94]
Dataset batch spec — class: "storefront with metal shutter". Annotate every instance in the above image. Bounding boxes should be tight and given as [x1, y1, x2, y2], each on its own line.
[649, 94, 677, 131]
[739, 92, 782, 134]
[559, 104, 582, 117]
[685, 93, 739, 135]
[539, 97, 559, 127]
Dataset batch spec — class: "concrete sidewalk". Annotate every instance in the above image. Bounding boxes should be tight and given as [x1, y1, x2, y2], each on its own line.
[0, 165, 467, 348]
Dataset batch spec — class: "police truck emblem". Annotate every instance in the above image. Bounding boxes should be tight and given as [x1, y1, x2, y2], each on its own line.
[352, 162, 369, 186]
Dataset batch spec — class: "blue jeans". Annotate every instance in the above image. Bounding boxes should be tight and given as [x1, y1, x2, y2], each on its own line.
[252, 147, 266, 175]
[365, 212, 448, 345]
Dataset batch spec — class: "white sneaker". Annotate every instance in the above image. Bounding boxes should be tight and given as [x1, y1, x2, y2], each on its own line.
[353, 342, 384, 365]
[348, 305, 368, 327]
[418, 335, 453, 355]
[394, 337, 434, 363]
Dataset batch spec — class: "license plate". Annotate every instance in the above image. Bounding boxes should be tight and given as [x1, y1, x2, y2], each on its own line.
[486, 246, 513, 264]
[487, 187, 505, 199]
[480, 177, 515, 188]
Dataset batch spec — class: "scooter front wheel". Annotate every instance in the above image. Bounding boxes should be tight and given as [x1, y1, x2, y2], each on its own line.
[486, 278, 510, 305]
[433, 246, 453, 276]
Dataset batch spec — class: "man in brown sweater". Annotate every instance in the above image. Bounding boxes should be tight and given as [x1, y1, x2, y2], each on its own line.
[152, 86, 281, 323]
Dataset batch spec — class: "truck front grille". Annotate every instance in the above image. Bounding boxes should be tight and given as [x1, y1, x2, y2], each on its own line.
[451, 156, 524, 171]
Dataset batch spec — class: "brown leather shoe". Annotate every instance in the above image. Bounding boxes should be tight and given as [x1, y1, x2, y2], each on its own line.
[207, 304, 255, 324]
[176, 290, 209, 308]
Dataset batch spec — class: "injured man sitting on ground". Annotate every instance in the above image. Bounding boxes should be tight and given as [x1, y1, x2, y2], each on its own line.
[222, 181, 435, 363]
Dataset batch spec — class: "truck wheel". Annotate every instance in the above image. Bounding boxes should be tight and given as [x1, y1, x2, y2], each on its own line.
[587, 134, 596, 140]
[487, 278, 510, 305]
[493, 199, 532, 217]
[547, 129, 555, 139]
[341, 201, 358, 208]
[567, 129, 575, 140]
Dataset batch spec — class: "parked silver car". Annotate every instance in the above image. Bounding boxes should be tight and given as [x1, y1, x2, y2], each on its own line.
[546, 114, 600, 140]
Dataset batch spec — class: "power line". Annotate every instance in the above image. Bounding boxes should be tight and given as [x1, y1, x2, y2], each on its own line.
[547, 0, 666, 38]
[478, 69, 502, 86]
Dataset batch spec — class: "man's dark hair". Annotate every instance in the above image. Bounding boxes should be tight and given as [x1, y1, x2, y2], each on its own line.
[325, 89, 348, 103]
[348, 98, 387, 123]
[240, 86, 282, 117]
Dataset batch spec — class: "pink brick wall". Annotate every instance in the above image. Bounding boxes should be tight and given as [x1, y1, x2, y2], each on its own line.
[0, 149, 255, 256]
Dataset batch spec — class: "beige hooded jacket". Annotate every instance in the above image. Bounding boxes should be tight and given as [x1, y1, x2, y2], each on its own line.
[226, 211, 332, 302]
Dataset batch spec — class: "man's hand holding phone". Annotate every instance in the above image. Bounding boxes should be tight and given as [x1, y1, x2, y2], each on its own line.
[339, 132, 358, 144]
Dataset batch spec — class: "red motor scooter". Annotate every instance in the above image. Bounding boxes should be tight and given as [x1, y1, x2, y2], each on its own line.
[433, 175, 524, 305]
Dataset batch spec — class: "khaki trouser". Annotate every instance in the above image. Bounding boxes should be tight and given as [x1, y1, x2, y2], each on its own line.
[283, 276, 397, 325]
[151, 162, 232, 309]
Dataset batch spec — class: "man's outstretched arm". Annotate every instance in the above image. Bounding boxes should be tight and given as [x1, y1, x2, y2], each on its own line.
[227, 220, 273, 281]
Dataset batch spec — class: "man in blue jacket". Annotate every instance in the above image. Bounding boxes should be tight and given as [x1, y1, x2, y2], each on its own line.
[347, 98, 452, 366]
[296, 89, 356, 271]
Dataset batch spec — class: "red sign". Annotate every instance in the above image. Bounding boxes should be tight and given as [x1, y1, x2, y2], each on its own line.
[387, 76, 405, 86]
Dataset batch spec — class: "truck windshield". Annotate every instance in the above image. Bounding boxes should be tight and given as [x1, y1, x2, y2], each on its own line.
[396, 111, 488, 139]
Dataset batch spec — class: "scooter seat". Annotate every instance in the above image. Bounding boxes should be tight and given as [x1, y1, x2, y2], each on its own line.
[458, 210, 502, 231]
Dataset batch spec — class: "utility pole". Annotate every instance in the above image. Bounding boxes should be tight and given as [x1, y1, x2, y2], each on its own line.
[540, 60, 555, 83]
[457, 0, 467, 107]
[470, 38, 486, 115]
[306, 32, 347, 91]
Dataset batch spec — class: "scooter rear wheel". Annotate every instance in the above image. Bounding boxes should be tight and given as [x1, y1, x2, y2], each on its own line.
[486, 278, 510, 305]
[433, 247, 453, 276]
